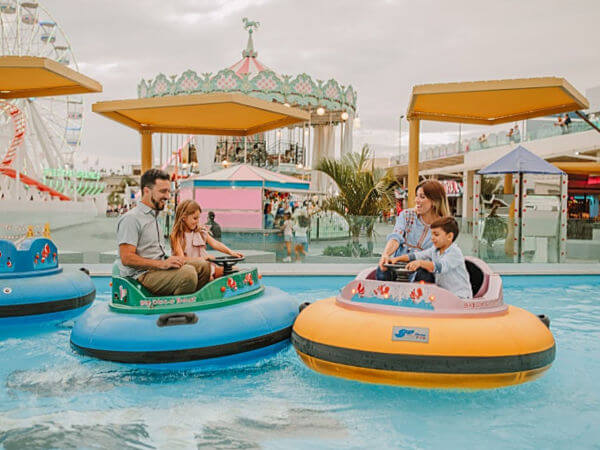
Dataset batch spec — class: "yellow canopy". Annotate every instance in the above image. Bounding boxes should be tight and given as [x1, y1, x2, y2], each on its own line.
[0, 56, 102, 99]
[407, 77, 588, 125]
[92, 92, 310, 136]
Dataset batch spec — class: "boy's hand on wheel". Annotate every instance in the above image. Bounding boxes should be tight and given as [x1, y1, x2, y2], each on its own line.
[406, 260, 421, 272]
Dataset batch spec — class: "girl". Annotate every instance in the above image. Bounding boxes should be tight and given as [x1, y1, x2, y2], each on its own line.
[281, 212, 293, 262]
[170, 199, 243, 279]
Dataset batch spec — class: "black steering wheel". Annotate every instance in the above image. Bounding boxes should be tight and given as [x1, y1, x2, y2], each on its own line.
[383, 262, 412, 282]
[212, 256, 245, 275]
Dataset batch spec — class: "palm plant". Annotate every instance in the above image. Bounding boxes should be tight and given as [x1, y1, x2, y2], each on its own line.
[316, 145, 398, 256]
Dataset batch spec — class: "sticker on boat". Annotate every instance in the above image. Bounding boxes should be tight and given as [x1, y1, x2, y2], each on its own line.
[392, 326, 429, 343]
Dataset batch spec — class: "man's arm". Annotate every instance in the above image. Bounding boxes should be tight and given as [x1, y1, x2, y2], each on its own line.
[119, 244, 183, 270]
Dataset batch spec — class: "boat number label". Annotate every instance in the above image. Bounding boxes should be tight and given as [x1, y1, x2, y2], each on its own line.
[392, 326, 429, 343]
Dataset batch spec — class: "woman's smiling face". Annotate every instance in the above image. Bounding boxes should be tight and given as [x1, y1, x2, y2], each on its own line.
[415, 187, 432, 215]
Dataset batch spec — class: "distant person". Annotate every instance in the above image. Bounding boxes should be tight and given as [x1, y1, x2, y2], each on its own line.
[513, 124, 521, 142]
[478, 133, 488, 147]
[554, 115, 565, 131]
[281, 212, 293, 262]
[117, 169, 211, 296]
[206, 211, 222, 239]
[507, 128, 514, 142]
[264, 203, 274, 228]
[563, 113, 572, 131]
[293, 206, 310, 261]
[171, 200, 242, 280]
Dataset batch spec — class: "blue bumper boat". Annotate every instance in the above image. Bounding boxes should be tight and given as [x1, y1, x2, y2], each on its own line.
[70, 257, 299, 369]
[0, 238, 95, 324]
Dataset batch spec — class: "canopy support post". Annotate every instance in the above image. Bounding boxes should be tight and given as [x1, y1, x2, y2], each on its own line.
[141, 129, 153, 173]
[407, 118, 420, 208]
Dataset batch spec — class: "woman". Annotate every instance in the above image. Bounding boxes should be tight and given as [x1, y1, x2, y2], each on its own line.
[377, 180, 450, 281]
[170, 200, 243, 280]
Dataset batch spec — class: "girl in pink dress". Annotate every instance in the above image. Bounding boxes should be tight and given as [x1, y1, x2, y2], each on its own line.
[170, 200, 243, 279]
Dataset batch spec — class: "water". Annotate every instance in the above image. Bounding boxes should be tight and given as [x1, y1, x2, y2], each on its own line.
[1, 275, 599, 449]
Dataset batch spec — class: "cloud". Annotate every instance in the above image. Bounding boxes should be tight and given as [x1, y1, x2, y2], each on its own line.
[30, 0, 600, 170]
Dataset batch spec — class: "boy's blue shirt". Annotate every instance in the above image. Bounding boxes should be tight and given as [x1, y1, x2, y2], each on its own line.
[409, 242, 473, 299]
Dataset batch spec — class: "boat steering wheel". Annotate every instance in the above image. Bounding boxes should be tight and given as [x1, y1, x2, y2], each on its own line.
[212, 256, 245, 275]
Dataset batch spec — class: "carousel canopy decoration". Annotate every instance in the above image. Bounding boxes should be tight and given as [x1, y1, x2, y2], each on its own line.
[137, 18, 357, 123]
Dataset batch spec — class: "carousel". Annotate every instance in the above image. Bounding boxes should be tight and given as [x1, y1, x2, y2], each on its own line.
[137, 18, 358, 191]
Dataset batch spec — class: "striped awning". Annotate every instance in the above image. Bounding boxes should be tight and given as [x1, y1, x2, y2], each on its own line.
[229, 56, 271, 78]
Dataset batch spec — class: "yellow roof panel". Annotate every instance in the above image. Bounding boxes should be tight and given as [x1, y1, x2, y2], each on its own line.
[407, 77, 588, 125]
[0, 56, 102, 99]
[92, 93, 311, 136]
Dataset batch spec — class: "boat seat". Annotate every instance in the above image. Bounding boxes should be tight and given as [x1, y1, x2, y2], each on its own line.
[465, 260, 488, 298]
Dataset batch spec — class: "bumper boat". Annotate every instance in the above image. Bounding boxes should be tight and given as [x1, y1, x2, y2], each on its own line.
[70, 257, 299, 369]
[0, 238, 95, 324]
[292, 257, 555, 389]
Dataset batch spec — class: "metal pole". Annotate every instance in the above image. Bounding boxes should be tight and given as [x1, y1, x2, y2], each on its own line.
[399, 115, 404, 163]
[244, 137, 247, 164]
[339, 121, 344, 157]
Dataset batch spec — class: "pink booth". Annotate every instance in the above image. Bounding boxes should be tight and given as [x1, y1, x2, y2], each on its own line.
[179, 164, 310, 229]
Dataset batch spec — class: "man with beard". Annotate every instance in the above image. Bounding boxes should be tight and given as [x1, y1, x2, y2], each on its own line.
[116, 169, 211, 296]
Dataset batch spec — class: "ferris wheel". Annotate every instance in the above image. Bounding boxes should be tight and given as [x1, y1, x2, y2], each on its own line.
[0, 0, 84, 196]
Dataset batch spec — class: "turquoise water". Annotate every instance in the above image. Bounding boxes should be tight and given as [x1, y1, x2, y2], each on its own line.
[1, 275, 599, 449]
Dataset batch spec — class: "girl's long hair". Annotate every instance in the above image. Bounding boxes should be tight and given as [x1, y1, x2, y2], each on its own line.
[417, 180, 450, 218]
[170, 199, 202, 250]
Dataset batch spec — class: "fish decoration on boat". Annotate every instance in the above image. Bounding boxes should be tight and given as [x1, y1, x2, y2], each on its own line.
[227, 277, 238, 291]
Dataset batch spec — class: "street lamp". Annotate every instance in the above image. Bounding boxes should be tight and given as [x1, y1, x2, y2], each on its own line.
[399, 114, 405, 163]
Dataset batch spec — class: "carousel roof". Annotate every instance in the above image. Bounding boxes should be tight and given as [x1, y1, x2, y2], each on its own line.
[184, 164, 310, 191]
[137, 18, 357, 123]
[228, 25, 272, 77]
[0, 56, 102, 99]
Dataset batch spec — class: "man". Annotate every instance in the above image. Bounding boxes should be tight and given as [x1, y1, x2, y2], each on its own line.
[117, 169, 211, 296]
[206, 211, 222, 240]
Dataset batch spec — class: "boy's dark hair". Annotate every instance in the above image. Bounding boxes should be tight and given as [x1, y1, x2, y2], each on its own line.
[140, 169, 170, 193]
[430, 216, 459, 242]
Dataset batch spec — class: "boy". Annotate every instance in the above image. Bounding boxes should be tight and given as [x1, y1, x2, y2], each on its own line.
[392, 217, 472, 299]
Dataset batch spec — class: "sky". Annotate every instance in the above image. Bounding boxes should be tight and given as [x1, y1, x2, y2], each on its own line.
[34, 0, 600, 169]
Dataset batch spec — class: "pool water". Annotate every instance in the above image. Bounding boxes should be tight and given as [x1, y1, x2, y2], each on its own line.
[1, 275, 599, 449]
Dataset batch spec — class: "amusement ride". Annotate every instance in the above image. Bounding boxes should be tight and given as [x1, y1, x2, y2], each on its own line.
[0, 0, 104, 202]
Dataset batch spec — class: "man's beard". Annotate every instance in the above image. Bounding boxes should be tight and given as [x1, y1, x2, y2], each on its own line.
[151, 196, 165, 210]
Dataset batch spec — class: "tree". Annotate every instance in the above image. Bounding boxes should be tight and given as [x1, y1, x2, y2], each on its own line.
[316, 145, 398, 256]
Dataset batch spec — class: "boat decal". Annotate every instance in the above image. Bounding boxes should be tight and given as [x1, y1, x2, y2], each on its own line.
[392, 326, 429, 343]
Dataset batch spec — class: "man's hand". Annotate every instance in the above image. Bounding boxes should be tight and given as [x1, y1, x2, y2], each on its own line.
[378, 254, 392, 271]
[229, 251, 244, 258]
[160, 256, 185, 270]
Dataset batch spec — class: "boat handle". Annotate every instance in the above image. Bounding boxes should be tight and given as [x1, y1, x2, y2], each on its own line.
[157, 312, 198, 327]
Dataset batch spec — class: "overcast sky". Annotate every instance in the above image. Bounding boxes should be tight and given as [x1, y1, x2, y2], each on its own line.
[40, 0, 600, 168]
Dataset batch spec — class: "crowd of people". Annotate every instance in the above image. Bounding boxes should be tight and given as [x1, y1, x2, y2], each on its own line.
[263, 190, 314, 262]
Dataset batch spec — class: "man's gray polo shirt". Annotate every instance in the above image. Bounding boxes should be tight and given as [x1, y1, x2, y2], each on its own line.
[116, 202, 167, 279]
